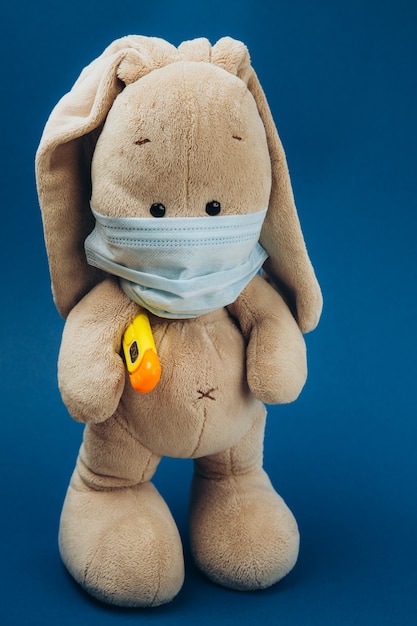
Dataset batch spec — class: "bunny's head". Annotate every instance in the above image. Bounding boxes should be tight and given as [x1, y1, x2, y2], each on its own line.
[36, 36, 322, 331]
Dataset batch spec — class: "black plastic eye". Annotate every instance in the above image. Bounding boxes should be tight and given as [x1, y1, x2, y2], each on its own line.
[150, 203, 166, 218]
[206, 201, 221, 216]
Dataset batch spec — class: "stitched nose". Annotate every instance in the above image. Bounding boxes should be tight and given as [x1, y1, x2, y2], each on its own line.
[196, 388, 217, 401]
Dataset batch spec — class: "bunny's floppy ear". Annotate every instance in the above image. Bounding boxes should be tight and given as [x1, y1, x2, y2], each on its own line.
[35, 36, 179, 318]
[212, 38, 322, 333]
[249, 71, 323, 333]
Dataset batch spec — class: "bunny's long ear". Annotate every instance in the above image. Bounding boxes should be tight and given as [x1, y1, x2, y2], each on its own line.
[248, 71, 323, 333]
[35, 36, 178, 318]
[212, 38, 322, 333]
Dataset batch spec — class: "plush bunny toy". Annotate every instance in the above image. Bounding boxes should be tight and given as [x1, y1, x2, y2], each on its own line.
[35, 35, 322, 607]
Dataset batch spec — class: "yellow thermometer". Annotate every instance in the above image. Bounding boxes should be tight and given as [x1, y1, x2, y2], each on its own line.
[122, 312, 161, 393]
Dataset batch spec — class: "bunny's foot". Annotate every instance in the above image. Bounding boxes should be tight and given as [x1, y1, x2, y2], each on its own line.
[189, 415, 299, 590]
[59, 471, 184, 607]
[189, 467, 299, 590]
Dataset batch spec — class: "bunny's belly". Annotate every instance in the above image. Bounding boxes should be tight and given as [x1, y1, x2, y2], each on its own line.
[118, 309, 264, 458]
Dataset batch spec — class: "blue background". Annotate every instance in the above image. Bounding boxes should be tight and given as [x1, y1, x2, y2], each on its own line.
[1, 1, 416, 624]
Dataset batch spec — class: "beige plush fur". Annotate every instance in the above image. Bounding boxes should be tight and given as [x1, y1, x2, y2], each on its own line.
[36, 36, 322, 607]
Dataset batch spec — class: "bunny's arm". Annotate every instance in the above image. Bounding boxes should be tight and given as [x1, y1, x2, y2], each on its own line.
[58, 278, 139, 424]
[227, 274, 307, 405]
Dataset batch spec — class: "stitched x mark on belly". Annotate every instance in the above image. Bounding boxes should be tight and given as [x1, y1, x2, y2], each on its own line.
[196, 388, 217, 401]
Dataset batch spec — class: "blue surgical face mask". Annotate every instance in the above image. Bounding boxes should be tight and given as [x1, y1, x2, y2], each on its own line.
[85, 206, 268, 319]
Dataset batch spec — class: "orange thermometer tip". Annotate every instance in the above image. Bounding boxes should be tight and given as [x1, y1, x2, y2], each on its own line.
[129, 348, 161, 393]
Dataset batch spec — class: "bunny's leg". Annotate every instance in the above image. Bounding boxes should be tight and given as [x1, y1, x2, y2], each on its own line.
[59, 413, 184, 607]
[189, 409, 299, 590]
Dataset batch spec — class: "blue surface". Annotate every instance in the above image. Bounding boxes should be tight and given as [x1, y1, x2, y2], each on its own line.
[1, 1, 416, 624]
